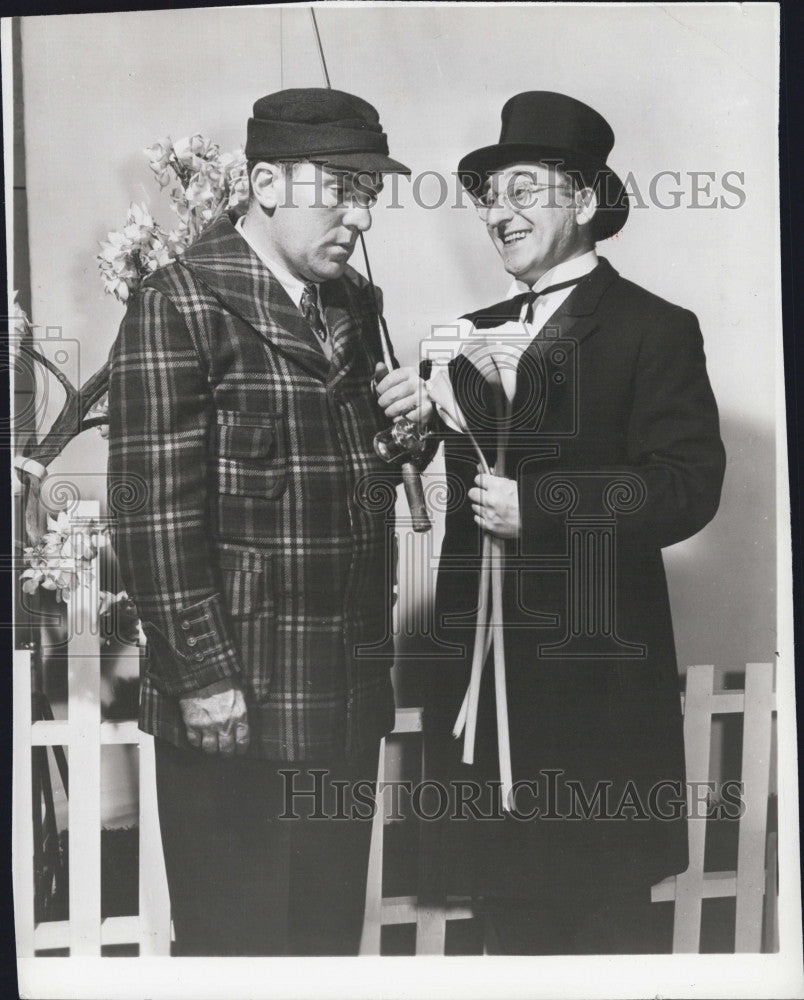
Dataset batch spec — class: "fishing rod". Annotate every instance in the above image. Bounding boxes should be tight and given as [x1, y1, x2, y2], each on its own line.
[310, 8, 431, 532]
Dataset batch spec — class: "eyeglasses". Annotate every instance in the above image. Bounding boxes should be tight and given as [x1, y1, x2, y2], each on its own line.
[473, 177, 572, 219]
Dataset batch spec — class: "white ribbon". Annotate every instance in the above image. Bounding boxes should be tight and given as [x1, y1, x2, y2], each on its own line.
[429, 363, 514, 812]
[426, 320, 531, 813]
[451, 497, 514, 812]
[13, 455, 47, 481]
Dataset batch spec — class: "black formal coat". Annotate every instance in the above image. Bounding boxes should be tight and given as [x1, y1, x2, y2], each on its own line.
[426, 258, 726, 898]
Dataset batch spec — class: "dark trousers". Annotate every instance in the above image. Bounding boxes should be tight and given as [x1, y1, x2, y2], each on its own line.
[154, 738, 379, 956]
[481, 875, 665, 955]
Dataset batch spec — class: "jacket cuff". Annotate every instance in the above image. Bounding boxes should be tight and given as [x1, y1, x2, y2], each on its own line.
[179, 676, 241, 700]
[140, 592, 243, 697]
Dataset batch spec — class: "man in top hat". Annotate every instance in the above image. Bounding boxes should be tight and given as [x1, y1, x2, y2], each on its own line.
[392, 91, 726, 953]
[107, 88, 429, 955]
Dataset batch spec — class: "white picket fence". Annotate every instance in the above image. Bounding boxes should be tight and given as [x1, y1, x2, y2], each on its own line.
[362, 664, 779, 954]
[13, 500, 171, 957]
[13, 502, 778, 956]
[650, 661, 778, 953]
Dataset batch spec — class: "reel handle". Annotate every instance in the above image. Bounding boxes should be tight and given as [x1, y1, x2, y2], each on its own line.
[401, 459, 431, 533]
[372, 365, 432, 533]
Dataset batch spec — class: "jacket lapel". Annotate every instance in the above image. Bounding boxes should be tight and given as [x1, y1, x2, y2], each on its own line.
[530, 256, 618, 346]
[320, 280, 359, 387]
[511, 257, 619, 430]
[177, 216, 331, 381]
[322, 270, 389, 389]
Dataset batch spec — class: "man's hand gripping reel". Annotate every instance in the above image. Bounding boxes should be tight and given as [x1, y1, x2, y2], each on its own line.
[372, 358, 432, 533]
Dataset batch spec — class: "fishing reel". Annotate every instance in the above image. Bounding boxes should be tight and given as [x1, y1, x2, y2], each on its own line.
[373, 416, 431, 464]
[370, 369, 432, 532]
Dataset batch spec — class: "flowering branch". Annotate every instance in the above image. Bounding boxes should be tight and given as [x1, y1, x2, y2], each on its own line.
[98, 135, 248, 303]
[18, 130, 247, 562]
[17, 130, 247, 630]
[21, 512, 108, 603]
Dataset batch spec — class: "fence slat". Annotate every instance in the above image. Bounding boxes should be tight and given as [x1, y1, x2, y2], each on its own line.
[67, 500, 102, 956]
[652, 869, 738, 903]
[34, 915, 141, 951]
[414, 729, 448, 955]
[762, 831, 779, 952]
[33, 720, 141, 746]
[671, 664, 714, 952]
[31, 719, 70, 745]
[13, 649, 35, 958]
[359, 736, 387, 955]
[100, 720, 139, 744]
[381, 896, 473, 926]
[138, 733, 172, 955]
[735, 662, 774, 951]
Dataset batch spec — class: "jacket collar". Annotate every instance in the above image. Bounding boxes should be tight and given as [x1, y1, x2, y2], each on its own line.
[176, 216, 367, 384]
[463, 256, 617, 338]
[555, 255, 618, 320]
[512, 256, 619, 358]
[509, 258, 618, 435]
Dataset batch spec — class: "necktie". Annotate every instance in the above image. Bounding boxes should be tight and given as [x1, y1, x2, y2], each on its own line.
[300, 283, 327, 343]
[518, 275, 585, 324]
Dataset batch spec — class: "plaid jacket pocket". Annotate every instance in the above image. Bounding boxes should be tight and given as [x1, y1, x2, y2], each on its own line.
[215, 409, 288, 499]
[218, 546, 277, 705]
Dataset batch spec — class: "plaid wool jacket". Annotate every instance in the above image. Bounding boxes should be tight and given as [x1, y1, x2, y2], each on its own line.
[107, 215, 419, 760]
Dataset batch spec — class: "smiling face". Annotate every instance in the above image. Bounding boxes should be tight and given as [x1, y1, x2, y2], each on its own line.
[479, 162, 597, 286]
[247, 161, 382, 282]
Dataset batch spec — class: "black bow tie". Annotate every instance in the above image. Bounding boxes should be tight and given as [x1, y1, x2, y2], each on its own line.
[462, 274, 588, 331]
[514, 276, 585, 323]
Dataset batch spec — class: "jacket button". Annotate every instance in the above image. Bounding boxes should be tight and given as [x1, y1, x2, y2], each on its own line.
[194, 652, 204, 662]
[187, 637, 197, 646]
[180, 621, 190, 630]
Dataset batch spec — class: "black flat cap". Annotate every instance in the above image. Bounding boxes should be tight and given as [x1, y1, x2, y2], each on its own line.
[245, 87, 410, 175]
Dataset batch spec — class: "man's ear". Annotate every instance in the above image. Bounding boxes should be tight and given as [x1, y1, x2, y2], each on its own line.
[250, 162, 281, 211]
[575, 186, 598, 228]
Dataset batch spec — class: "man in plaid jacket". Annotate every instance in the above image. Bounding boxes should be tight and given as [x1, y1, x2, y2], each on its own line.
[107, 89, 431, 955]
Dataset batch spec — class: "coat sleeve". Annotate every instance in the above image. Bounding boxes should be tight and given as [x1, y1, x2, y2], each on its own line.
[521, 308, 726, 550]
[107, 284, 244, 697]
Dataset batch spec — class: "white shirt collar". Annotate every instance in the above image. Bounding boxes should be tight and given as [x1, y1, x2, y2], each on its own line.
[508, 249, 599, 298]
[235, 215, 309, 309]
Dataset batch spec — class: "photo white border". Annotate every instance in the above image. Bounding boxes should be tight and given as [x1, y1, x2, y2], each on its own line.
[6, 3, 802, 998]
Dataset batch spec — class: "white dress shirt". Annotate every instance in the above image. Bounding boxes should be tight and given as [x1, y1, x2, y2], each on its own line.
[427, 250, 598, 432]
[235, 216, 332, 360]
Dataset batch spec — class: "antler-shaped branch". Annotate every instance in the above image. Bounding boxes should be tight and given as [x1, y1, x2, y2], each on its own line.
[17, 343, 110, 545]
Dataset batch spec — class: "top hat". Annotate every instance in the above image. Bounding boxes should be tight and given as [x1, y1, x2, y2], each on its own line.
[458, 92, 629, 240]
[245, 88, 410, 176]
